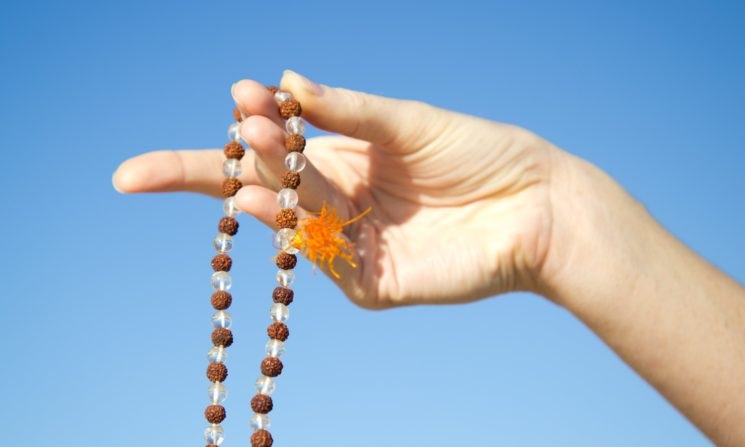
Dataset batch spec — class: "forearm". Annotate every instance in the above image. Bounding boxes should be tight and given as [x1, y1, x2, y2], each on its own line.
[542, 149, 745, 446]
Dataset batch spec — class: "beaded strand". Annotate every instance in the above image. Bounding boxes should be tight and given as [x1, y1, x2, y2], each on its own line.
[203, 107, 245, 446]
[203, 86, 306, 447]
[248, 86, 306, 447]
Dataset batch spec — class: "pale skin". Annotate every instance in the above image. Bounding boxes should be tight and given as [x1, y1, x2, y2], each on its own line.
[113, 70, 745, 445]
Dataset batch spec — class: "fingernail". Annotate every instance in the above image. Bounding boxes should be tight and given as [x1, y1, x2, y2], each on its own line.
[234, 187, 251, 210]
[112, 171, 125, 194]
[284, 69, 324, 96]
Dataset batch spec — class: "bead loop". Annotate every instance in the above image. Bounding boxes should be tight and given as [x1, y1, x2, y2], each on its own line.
[201, 85, 304, 445]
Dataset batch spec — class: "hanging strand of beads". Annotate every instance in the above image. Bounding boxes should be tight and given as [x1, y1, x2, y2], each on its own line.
[248, 86, 306, 447]
[203, 107, 245, 446]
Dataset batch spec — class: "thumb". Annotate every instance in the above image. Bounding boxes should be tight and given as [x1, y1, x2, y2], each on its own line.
[279, 69, 443, 149]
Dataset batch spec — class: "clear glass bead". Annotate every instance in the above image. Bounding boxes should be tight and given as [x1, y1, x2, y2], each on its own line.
[228, 122, 241, 143]
[208, 382, 227, 404]
[275, 228, 300, 255]
[286, 116, 305, 135]
[211, 271, 232, 291]
[270, 303, 289, 322]
[284, 152, 306, 172]
[250, 413, 271, 431]
[207, 345, 227, 363]
[212, 310, 232, 329]
[265, 339, 286, 357]
[223, 158, 243, 178]
[276, 188, 298, 208]
[255, 375, 276, 395]
[204, 424, 225, 445]
[276, 269, 296, 287]
[274, 91, 292, 103]
[214, 233, 233, 253]
[223, 197, 241, 217]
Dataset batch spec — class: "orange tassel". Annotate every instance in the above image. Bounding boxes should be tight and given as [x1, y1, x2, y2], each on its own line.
[292, 202, 371, 279]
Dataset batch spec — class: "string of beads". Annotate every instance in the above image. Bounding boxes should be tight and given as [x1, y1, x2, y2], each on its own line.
[203, 85, 307, 447]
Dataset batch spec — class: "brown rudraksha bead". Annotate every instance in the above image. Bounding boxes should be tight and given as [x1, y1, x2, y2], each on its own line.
[211, 328, 233, 347]
[261, 357, 284, 377]
[266, 85, 279, 95]
[206, 362, 228, 383]
[224, 141, 245, 160]
[251, 429, 274, 447]
[222, 177, 242, 197]
[251, 394, 274, 414]
[285, 134, 306, 153]
[205, 404, 226, 424]
[279, 99, 302, 119]
[232, 107, 242, 122]
[275, 208, 297, 229]
[211, 254, 232, 272]
[211, 291, 232, 310]
[281, 171, 301, 189]
[275, 252, 297, 270]
[272, 286, 294, 305]
[218, 216, 239, 236]
[267, 322, 289, 342]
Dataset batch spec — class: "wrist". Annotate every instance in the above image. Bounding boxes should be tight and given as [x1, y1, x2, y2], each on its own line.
[536, 147, 655, 314]
[538, 147, 745, 445]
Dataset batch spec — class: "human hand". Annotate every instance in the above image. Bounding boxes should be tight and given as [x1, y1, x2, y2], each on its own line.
[113, 70, 567, 309]
[113, 71, 745, 445]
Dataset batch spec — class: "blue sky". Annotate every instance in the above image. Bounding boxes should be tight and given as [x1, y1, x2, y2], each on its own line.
[1, 1, 743, 445]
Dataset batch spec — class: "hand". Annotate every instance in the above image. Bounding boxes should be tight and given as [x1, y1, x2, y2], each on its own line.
[113, 71, 745, 444]
[113, 70, 560, 309]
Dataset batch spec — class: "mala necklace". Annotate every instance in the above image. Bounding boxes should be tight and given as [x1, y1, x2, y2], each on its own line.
[202, 83, 370, 447]
[204, 85, 306, 447]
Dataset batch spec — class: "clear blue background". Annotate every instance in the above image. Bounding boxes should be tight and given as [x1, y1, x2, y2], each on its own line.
[1, 1, 743, 446]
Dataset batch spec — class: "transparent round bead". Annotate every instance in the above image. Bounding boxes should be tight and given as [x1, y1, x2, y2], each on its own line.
[265, 339, 286, 358]
[274, 91, 293, 103]
[276, 269, 296, 288]
[207, 345, 227, 363]
[228, 122, 241, 143]
[286, 116, 305, 135]
[276, 188, 298, 208]
[214, 233, 233, 253]
[223, 158, 243, 178]
[212, 310, 232, 329]
[250, 413, 271, 431]
[223, 197, 241, 217]
[284, 152, 306, 172]
[211, 271, 232, 291]
[270, 303, 289, 323]
[275, 228, 300, 255]
[255, 375, 276, 395]
[208, 382, 227, 404]
[204, 424, 225, 445]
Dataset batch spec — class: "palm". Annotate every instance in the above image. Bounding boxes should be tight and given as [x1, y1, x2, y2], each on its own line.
[306, 117, 554, 309]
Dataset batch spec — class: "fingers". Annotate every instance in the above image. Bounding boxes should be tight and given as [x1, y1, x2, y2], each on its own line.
[111, 134, 346, 216]
[239, 114, 336, 213]
[112, 93, 340, 211]
[112, 79, 278, 197]
[230, 79, 283, 127]
[113, 149, 257, 197]
[279, 69, 446, 150]
[115, 75, 383, 210]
